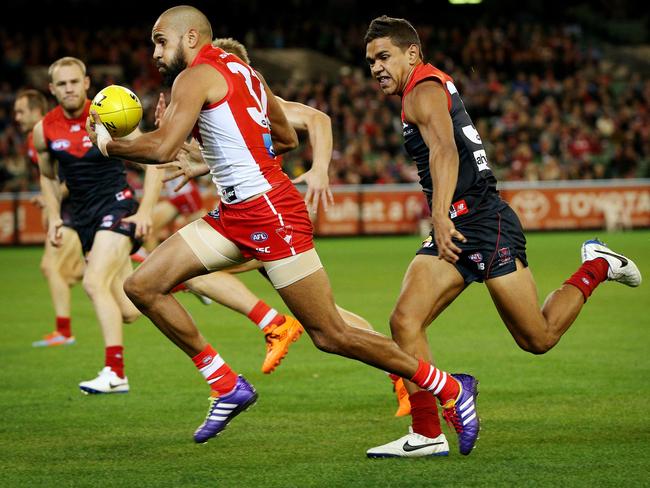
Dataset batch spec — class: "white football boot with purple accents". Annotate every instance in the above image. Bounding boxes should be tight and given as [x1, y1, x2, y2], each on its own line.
[581, 239, 641, 287]
[193, 375, 258, 444]
[442, 374, 480, 455]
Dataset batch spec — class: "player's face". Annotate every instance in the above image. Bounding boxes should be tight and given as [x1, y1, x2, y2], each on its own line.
[49, 65, 89, 113]
[152, 24, 187, 86]
[13, 97, 41, 134]
[366, 37, 414, 95]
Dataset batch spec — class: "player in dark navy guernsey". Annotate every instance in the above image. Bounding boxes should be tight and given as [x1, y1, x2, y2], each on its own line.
[33, 57, 162, 394]
[364, 16, 641, 458]
[14, 88, 84, 347]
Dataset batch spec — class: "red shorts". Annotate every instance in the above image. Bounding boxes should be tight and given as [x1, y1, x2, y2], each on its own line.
[203, 179, 314, 261]
[169, 182, 203, 215]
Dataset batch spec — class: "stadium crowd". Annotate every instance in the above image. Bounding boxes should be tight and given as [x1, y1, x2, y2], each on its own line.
[0, 20, 648, 192]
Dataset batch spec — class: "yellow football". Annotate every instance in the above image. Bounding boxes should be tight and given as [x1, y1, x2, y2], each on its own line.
[90, 85, 143, 138]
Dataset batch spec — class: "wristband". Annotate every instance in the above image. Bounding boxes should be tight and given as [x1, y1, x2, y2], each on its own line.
[95, 123, 112, 157]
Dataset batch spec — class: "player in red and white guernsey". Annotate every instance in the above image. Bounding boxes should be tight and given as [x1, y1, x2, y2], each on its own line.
[87, 6, 462, 445]
[36, 57, 162, 394]
[14, 89, 85, 347]
[169, 35, 410, 410]
[363, 16, 642, 458]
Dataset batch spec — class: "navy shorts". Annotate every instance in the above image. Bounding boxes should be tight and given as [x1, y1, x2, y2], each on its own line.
[71, 189, 140, 254]
[60, 198, 74, 227]
[417, 203, 528, 284]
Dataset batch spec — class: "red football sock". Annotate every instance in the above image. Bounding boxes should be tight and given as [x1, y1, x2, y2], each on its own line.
[171, 282, 188, 293]
[411, 359, 459, 405]
[247, 300, 285, 331]
[564, 258, 609, 301]
[105, 345, 125, 378]
[192, 344, 238, 396]
[56, 316, 71, 337]
[410, 391, 442, 438]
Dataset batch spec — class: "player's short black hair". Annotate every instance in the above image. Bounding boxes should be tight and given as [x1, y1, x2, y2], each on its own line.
[364, 15, 422, 58]
[16, 89, 48, 114]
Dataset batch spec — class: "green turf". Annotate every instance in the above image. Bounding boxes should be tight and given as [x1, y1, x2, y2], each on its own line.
[1, 231, 649, 487]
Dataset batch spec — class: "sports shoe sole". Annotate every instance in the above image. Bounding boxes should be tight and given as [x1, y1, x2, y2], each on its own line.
[79, 386, 129, 395]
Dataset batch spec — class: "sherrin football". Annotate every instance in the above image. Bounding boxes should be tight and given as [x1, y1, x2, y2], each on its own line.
[90, 85, 143, 138]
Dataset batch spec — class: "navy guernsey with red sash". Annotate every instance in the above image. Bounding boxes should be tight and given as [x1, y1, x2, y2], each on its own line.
[401, 63, 503, 222]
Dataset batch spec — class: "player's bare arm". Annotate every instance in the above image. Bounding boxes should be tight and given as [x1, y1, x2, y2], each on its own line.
[404, 80, 466, 264]
[279, 98, 334, 213]
[257, 72, 298, 155]
[88, 64, 227, 164]
[33, 120, 63, 246]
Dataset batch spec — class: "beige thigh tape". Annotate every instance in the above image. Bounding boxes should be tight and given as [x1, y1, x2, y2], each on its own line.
[178, 219, 245, 271]
[263, 248, 323, 289]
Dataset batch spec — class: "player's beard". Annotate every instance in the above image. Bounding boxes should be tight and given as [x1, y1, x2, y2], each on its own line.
[160, 44, 187, 87]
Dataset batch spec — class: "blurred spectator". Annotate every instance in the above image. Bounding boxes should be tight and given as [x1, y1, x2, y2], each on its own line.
[1, 20, 649, 191]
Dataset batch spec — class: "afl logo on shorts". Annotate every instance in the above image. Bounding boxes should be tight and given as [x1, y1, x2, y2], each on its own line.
[51, 139, 71, 151]
[251, 231, 268, 242]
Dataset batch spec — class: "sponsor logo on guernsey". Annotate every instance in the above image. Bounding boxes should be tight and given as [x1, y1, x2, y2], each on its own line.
[51, 139, 71, 151]
[221, 186, 237, 203]
[473, 149, 490, 172]
[461, 125, 482, 144]
[82, 135, 93, 148]
[115, 189, 133, 201]
[255, 247, 271, 254]
[70, 124, 81, 133]
[449, 199, 469, 219]
[251, 231, 268, 243]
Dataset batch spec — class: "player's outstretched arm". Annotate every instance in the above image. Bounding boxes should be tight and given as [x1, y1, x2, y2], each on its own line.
[403, 80, 466, 263]
[278, 98, 334, 213]
[33, 120, 63, 246]
[87, 65, 227, 164]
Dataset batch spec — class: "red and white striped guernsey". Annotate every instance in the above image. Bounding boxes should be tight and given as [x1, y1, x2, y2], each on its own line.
[190, 44, 289, 204]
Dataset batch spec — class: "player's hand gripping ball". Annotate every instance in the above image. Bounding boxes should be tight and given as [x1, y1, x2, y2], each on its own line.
[90, 85, 143, 138]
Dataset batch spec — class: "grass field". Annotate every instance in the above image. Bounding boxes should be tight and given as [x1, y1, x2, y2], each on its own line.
[1, 231, 649, 487]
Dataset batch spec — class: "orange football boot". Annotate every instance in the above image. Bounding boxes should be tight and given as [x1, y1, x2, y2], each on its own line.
[393, 377, 411, 417]
[262, 316, 304, 374]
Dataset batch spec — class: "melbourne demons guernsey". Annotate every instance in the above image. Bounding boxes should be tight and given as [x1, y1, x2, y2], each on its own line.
[402, 63, 500, 221]
[190, 45, 288, 204]
[42, 100, 129, 220]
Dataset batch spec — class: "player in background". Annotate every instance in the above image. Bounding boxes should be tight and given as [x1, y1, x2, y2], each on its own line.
[363, 16, 642, 458]
[88, 6, 466, 446]
[14, 89, 85, 347]
[167, 36, 409, 411]
[35, 56, 162, 394]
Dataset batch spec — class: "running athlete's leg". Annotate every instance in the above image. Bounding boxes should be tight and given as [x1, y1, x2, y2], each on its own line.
[144, 200, 179, 251]
[56, 227, 84, 285]
[185, 272, 258, 315]
[486, 260, 584, 354]
[276, 267, 422, 377]
[124, 232, 241, 356]
[83, 231, 133, 347]
[390, 255, 466, 394]
[112, 253, 141, 323]
[40, 227, 82, 318]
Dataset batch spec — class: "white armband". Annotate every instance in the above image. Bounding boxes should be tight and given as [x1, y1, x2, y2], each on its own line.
[95, 123, 113, 157]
